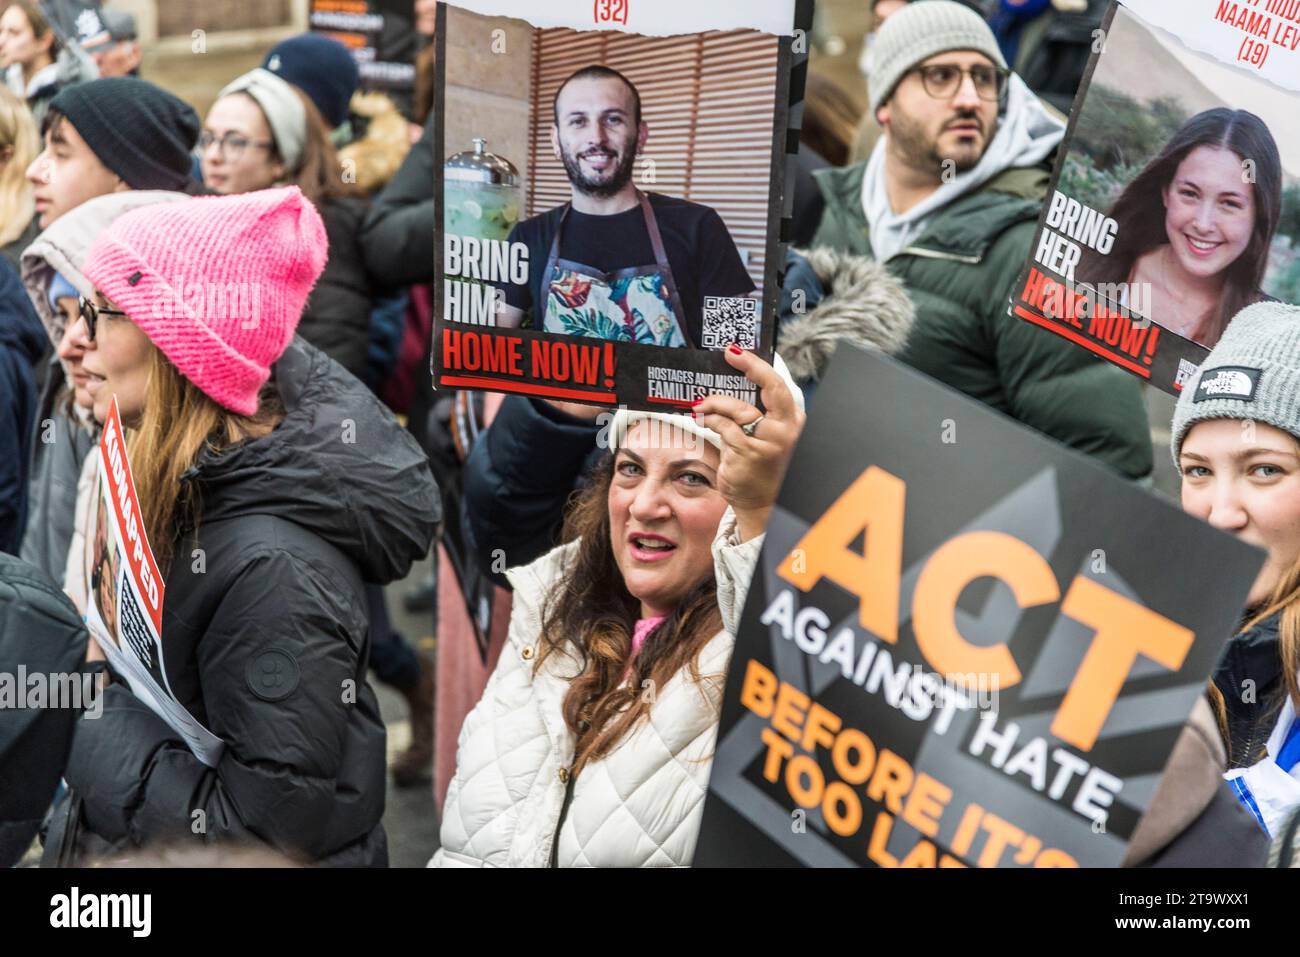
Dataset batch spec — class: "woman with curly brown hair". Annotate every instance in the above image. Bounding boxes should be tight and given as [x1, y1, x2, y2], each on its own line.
[434, 347, 805, 867]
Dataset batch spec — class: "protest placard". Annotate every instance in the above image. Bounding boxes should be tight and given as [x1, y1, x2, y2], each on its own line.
[309, 0, 417, 94]
[694, 345, 1264, 867]
[431, 0, 809, 411]
[1010, 0, 1300, 394]
[84, 397, 223, 767]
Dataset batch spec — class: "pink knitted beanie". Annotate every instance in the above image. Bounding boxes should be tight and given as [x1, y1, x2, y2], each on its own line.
[83, 186, 329, 415]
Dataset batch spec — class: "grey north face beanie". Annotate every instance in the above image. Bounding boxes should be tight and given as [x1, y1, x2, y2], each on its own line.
[1171, 301, 1300, 463]
[867, 0, 1007, 114]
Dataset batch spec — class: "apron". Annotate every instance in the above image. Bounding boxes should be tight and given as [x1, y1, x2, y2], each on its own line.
[539, 190, 691, 348]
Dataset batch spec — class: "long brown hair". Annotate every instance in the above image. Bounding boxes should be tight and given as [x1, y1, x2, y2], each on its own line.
[534, 454, 725, 775]
[279, 87, 363, 205]
[413, 43, 436, 128]
[1077, 109, 1282, 347]
[127, 346, 283, 570]
[802, 73, 865, 168]
[3, 1, 57, 63]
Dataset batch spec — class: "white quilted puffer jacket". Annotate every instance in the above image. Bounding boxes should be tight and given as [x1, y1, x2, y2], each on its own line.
[431, 509, 762, 867]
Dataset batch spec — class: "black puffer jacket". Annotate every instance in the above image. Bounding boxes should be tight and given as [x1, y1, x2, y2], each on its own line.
[52, 340, 440, 866]
[359, 115, 433, 291]
[1213, 613, 1286, 770]
[0, 554, 89, 868]
[0, 256, 46, 555]
[299, 197, 373, 380]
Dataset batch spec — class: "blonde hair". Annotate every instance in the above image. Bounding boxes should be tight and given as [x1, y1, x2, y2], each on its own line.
[0, 85, 37, 246]
[127, 346, 283, 570]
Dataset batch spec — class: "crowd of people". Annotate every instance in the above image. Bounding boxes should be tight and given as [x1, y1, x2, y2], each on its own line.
[1, 0, 1299, 870]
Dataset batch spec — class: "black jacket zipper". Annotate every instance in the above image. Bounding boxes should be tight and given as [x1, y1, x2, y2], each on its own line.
[549, 765, 577, 868]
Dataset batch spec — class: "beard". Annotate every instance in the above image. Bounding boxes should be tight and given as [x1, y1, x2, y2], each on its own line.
[560, 140, 638, 198]
[889, 108, 992, 178]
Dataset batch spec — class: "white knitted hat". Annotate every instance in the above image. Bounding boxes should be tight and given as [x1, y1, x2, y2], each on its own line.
[610, 353, 805, 452]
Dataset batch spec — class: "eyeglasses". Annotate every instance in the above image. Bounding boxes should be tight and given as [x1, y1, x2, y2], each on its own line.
[79, 295, 128, 343]
[908, 64, 1007, 102]
[198, 130, 274, 160]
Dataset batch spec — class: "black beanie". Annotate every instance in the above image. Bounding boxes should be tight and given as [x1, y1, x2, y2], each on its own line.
[48, 78, 201, 191]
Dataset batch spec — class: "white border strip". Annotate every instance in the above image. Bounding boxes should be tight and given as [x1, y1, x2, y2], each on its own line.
[443, 0, 797, 36]
[1123, 0, 1300, 94]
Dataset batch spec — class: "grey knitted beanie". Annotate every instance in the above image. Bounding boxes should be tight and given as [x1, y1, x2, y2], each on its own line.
[867, 0, 1007, 114]
[1171, 301, 1300, 464]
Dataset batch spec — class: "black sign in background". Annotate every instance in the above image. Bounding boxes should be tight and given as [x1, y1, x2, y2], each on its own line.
[309, 0, 418, 96]
[695, 345, 1264, 868]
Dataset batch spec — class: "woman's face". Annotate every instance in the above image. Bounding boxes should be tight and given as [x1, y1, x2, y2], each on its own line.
[415, 0, 437, 35]
[97, 557, 116, 636]
[56, 296, 94, 408]
[0, 6, 49, 70]
[200, 94, 284, 195]
[1181, 419, 1300, 608]
[1162, 145, 1255, 281]
[608, 421, 726, 618]
[79, 294, 153, 426]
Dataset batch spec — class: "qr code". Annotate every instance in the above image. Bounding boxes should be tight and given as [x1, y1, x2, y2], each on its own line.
[702, 296, 759, 350]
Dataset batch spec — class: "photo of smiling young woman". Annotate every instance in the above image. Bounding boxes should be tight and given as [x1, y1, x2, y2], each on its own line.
[1076, 108, 1282, 349]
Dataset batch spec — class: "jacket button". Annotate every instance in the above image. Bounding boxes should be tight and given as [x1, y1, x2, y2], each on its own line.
[558, 767, 570, 784]
[521, 645, 535, 660]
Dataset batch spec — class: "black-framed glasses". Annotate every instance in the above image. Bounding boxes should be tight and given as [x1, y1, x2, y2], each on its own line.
[79, 295, 128, 342]
[197, 130, 275, 160]
[909, 64, 1008, 102]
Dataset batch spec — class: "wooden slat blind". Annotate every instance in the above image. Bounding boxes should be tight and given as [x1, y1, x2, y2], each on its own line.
[527, 28, 779, 286]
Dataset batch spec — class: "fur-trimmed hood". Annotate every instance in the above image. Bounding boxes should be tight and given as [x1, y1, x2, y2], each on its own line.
[778, 246, 915, 386]
[339, 91, 412, 195]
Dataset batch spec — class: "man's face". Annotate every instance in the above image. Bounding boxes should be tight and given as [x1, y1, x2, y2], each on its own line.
[551, 75, 646, 198]
[879, 51, 1001, 181]
[26, 118, 125, 228]
[93, 40, 142, 77]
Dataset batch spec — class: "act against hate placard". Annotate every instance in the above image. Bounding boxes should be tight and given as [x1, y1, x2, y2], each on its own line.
[1010, 0, 1300, 394]
[693, 346, 1263, 868]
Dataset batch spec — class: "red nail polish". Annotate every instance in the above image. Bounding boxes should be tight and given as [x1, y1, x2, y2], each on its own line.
[727, 343, 743, 356]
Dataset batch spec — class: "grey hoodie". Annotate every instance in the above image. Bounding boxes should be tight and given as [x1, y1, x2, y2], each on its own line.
[18, 190, 186, 584]
[861, 73, 1064, 264]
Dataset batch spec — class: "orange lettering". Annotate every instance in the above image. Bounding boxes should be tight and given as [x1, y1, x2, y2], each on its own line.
[866, 811, 899, 867]
[778, 466, 905, 643]
[760, 726, 793, 782]
[801, 702, 842, 753]
[771, 681, 810, 744]
[740, 659, 778, 719]
[901, 772, 952, 839]
[912, 531, 1060, 685]
[866, 749, 914, 814]
[1053, 576, 1194, 750]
